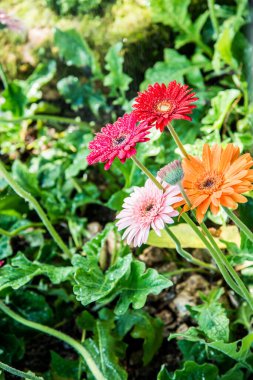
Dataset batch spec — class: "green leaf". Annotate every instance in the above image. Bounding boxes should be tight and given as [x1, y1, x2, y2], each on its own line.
[50, 351, 79, 380]
[141, 49, 204, 90]
[0, 333, 25, 363]
[0, 253, 73, 291]
[73, 236, 171, 314]
[201, 89, 241, 133]
[169, 329, 253, 369]
[54, 28, 94, 68]
[106, 190, 128, 211]
[117, 310, 163, 365]
[82, 223, 113, 259]
[157, 365, 171, 380]
[12, 160, 41, 197]
[150, 0, 191, 31]
[57, 76, 85, 110]
[190, 288, 230, 342]
[213, 8, 246, 71]
[0, 236, 12, 260]
[24, 60, 56, 101]
[57, 76, 105, 114]
[104, 42, 132, 104]
[72, 254, 133, 306]
[169, 361, 218, 380]
[114, 260, 172, 315]
[85, 319, 127, 380]
[10, 290, 53, 324]
[1, 82, 27, 117]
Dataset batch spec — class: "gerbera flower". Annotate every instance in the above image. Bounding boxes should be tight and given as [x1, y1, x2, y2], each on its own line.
[116, 179, 183, 247]
[132, 81, 198, 131]
[87, 113, 151, 170]
[182, 144, 253, 222]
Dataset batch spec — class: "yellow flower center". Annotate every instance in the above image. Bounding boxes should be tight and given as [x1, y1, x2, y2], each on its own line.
[156, 100, 173, 113]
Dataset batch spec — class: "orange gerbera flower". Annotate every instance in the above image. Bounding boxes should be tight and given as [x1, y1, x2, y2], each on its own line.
[182, 144, 253, 222]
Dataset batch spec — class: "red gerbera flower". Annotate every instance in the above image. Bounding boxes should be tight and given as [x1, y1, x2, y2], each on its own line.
[87, 113, 151, 170]
[133, 81, 198, 131]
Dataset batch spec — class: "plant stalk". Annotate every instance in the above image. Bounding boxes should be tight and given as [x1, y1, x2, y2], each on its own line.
[0, 161, 72, 259]
[200, 222, 253, 309]
[0, 361, 43, 380]
[131, 156, 163, 190]
[164, 225, 217, 272]
[167, 123, 189, 159]
[223, 207, 253, 243]
[0, 301, 106, 380]
[0, 223, 43, 237]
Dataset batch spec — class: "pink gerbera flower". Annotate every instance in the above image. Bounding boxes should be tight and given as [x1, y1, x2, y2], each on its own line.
[116, 179, 183, 247]
[87, 113, 151, 170]
[0, 260, 4, 267]
[132, 81, 198, 132]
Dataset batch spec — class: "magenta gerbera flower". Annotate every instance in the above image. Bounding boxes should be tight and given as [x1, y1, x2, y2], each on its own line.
[87, 113, 151, 170]
[116, 179, 183, 247]
[133, 81, 198, 131]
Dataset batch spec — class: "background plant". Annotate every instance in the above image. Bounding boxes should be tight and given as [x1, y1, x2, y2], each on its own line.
[0, 0, 253, 379]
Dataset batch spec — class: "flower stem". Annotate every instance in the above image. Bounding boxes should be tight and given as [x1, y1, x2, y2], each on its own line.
[0, 301, 106, 380]
[0, 222, 43, 237]
[131, 156, 163, 190]
[0, 361, 43, 380]
[181, 212, 244, 298]
[167, 123, 189, 159]
[0, 161, 72, 259]
[223, 207, 253, 243]
[0, 63, 8, 89]
[178, 186, 250, 301]
[200, 222, 253, 309]
[164, 225, 217, 272]
[0, 115, 86, 126]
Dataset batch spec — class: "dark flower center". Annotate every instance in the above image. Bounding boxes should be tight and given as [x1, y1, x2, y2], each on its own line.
[198, 173, 224, 193]
[145, 204, 154, 212]
[202, 179, 215, 188]
[156, 100, 173, 113]
[114, 135, 126, 146]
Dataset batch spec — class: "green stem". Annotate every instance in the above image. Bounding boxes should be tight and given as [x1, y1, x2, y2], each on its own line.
[0, 223, 43, 237]
[224, 207, 253, 243]
[0, 161, 72, 259]
[164, 225, 217, 272]
[164, 267, 208, 277]
[167, 123, 189, 159]
[131, 156, 163, 190]
[207, 0, 219, 38]
[181, 212, 244, 298]
[0, 115, 85, 126]
[0, 361, 43, 380]
[0, 301, 106, 380]
[200, 222, 253, 309]
[0, 63, 8, 89]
